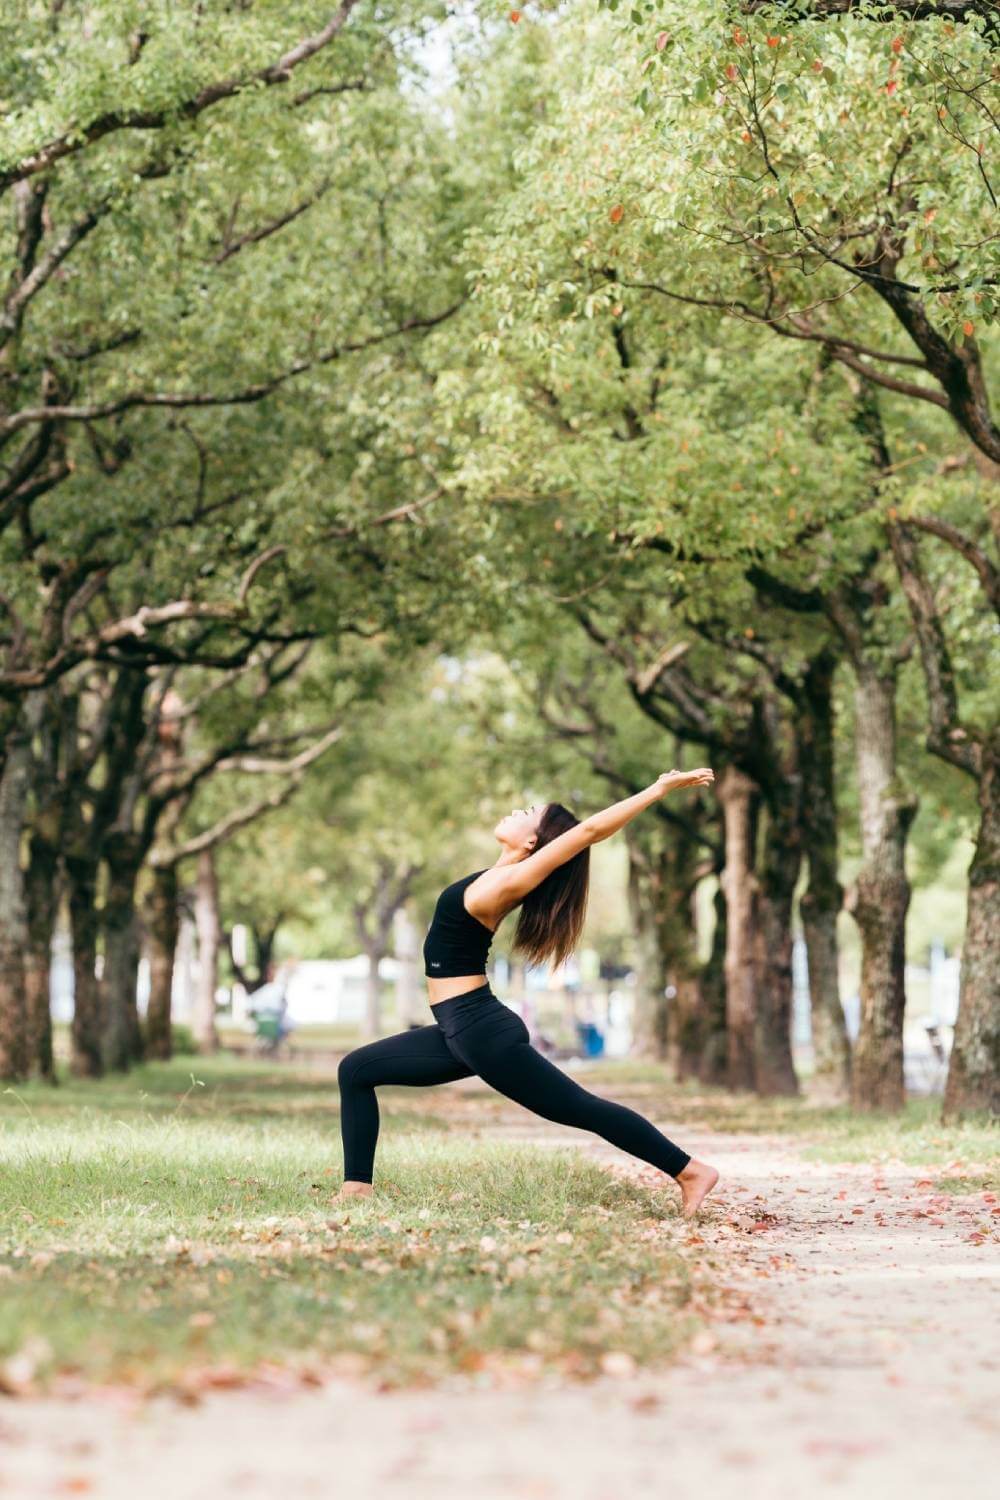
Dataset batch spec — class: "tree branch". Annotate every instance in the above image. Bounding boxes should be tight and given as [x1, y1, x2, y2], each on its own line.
[885, 520, 981, 776]
[906, 512, 1000, 617]
[0, 299, 466, 439]
[0, 2, 363, 195]
[158, 778, 303, 866]
[211, 179, 332, 265]
[740, 1, 1000, 21]
[213, 722, 343, 775]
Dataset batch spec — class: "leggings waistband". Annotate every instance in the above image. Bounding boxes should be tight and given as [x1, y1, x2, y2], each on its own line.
[429, 982, 494, 1022]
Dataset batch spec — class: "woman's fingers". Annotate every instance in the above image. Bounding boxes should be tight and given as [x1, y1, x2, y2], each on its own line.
[657, 767, 715, 790]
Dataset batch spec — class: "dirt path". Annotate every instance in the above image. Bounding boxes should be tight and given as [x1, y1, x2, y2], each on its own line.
[2, 1124, 998, 1499]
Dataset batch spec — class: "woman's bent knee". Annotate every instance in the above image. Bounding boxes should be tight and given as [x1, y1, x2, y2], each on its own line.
[337, 1050, 363, 1090]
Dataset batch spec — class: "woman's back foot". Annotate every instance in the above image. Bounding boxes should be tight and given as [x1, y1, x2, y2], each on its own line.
[336, 1180, 374, 1199]
[676, 1159, 719, 1218]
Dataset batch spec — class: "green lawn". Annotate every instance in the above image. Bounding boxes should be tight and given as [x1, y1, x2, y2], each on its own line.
[0, 1057, 712, 1394]
[5, 1054, 993, 1395]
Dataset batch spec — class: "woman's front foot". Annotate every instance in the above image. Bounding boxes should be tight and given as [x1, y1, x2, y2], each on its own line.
[676, 1159, 719, 1218]
[336, 1180, 374, 1199]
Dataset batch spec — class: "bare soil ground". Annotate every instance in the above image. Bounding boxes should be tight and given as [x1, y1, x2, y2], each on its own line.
[2, 1111, 998, 1499]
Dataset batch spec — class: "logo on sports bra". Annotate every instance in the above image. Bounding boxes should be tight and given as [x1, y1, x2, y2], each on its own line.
[430, 961, 441, 968]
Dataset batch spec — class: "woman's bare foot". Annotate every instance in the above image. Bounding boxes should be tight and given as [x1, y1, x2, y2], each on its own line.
[676, 1159, 719, 1218]
[335, 1180, 374, 1199]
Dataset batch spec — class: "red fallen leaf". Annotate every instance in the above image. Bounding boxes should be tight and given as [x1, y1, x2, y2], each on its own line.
[983, 1193, 996, 1204]
[609, 204, 624, 224]
[804, 1438, 883, 1458]
[886, 80, 898, 95]
[509, 10, 521, 21]
[631, 1392, 662, 1412]
[916, 1178, 934, 1187]
[963, 320, 974, 336]
[749, 1222, 771, 1233]
[891, 35, 904, 53]
[851, 1208, 864, 1215]
[766, 36, 780, 48]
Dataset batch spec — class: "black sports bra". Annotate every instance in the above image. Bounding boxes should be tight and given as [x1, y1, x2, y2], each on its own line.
[423, 869, 497, 978]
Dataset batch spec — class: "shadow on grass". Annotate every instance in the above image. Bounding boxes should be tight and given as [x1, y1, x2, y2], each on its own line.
[1, 1054, 454, 1136]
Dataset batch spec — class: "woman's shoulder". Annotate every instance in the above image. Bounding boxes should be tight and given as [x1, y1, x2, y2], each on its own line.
[463, 867, 516, 925]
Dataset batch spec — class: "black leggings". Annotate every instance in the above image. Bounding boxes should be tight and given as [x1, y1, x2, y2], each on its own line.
[337, 982, 691, 1184]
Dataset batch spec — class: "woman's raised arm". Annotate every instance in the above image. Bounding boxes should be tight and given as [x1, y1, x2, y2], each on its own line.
[477, 768, 715, 909]
[588, 767, 714, 842]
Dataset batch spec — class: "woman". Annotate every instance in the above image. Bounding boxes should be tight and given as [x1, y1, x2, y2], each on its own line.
[337, 769, 720, 1216]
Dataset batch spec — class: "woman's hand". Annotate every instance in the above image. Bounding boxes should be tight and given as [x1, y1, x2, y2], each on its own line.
[655, 767, 715, 795]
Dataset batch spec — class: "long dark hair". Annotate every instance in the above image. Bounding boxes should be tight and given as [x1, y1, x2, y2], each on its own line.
[510, 802, 590, 971]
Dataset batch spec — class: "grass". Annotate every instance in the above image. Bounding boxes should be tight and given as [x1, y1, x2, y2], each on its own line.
[5, 1052, 994, 1395]
[216, 1021, 361, 1052]
[0, 1057, 712, 1394]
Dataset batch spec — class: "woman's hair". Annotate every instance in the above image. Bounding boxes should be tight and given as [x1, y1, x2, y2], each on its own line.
[510, 802, 590, 972]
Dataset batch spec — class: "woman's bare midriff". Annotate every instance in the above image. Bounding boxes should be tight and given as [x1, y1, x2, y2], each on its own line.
[426, 972, 490, 1002]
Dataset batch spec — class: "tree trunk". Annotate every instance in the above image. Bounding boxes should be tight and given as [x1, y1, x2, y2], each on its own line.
[943, 731, 1000, 1119]
[718, 765, 760, 1090]
[65, 854, 104, 1078]
[627, 816, 722, 1077]
[698, 882, 729, 1086]
[145, 862, 179, 1062]
[752, 793, 801, 1097]
[847, 662, 918, 1111]
[352, 868, 412, 1039]
[193, 847, 220, 1052]
[626, 844, 670, 1061]
[24, 827, 58, 1081]
[393, 904, 423, 1029]
[364, 947, 382, 1038]
[0, 714, 31, 1082]
[102, 833, 145, 1072]
[798, 650, 851, 1099]
[800, 891, 848, 1097]
[662, 883, 712, 1082]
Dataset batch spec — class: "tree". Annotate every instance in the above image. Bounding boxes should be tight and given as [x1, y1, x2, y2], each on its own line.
[0, 2, 477, 1078]
[434, 0, 995, 1107]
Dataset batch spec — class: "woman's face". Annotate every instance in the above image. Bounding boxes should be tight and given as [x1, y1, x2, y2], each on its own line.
[493, 803, 544, 850]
